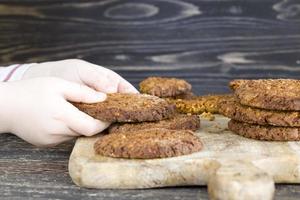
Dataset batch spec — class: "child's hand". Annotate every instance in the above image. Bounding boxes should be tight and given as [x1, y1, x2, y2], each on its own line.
[0, 77, 110, 147]
[22, 59, 138, 94]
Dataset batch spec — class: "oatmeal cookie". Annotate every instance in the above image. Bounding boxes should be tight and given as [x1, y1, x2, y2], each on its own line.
[139, 77, 192, 97]
[94, 128, 203, 159]
[228, 120, 300, 141]
[73, 93, 175, 122]
[108, 114, 200, 134]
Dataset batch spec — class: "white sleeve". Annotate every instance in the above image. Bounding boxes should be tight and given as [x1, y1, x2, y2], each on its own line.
[0, 63, 36, 82]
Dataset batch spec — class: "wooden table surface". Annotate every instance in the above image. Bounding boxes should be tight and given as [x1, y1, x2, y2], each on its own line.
[0, 0, 300, 199]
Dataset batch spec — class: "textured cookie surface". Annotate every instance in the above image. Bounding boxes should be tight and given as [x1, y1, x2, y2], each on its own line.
[73, 93, 175, 122]
[171, 92, 196, 100]
[219, 96, 300, 127]
[169, 94, 232, 114]
[231, 79, 300, 110]
[139, 77, 192, 97]
[108, 114, 200, 134]
[228, 120, 300, 141]
[94, 128, 203, 159]
[229, 79, 248, 91]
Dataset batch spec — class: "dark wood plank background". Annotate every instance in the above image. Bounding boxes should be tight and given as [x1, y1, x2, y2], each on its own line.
[0, 0, 300, 199]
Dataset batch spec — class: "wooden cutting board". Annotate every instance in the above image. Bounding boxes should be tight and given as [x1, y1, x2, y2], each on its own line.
[69, 115, 300, 199]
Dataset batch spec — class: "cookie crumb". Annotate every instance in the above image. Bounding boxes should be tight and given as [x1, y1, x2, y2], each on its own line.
[200, 112, 215, 121]
[168, 94, 232, 114]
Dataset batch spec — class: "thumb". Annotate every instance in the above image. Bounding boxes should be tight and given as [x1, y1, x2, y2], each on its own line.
[59, 80, 107, 103]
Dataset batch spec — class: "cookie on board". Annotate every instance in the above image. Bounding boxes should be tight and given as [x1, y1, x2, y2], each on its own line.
[108, 114, 200, 134]
[231, 79, 300, 111]
[219, 96, 300, 127]
[228, 120, 300, 141]
[139, 77, 192, 98]
[94, 128, 203, 159]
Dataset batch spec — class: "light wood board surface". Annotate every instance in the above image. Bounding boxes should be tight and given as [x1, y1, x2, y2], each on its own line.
[69, 115, 300, 199]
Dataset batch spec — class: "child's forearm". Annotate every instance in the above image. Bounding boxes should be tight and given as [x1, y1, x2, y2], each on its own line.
[0, 82, 10, 133]
[0, 64, 35, 82]
[0, 64, 36, 134]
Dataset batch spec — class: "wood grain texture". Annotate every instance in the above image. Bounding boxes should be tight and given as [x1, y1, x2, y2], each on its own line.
[0, 0, 299, 94]
[0, 0, 299, 199]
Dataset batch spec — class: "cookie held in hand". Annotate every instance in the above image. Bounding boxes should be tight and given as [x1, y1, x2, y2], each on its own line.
[73, 93, 175, 122]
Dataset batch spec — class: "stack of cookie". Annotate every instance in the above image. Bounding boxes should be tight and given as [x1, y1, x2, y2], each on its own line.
[73, 93, 202, 159]
[220, 79, 300, 141]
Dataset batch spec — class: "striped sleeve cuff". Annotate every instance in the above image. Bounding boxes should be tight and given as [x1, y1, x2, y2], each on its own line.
[0, 63, 36, 82]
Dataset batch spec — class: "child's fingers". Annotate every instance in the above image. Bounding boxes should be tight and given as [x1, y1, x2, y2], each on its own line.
[56, 79, 110, 136]
[59, 79, 107, 103]
[43, 135, 75, 147]
[49, 119, 81, 137]
[57, 135, 75, 143]
[103, 69, 138, 93]
[78, 64, 138, 93]
[60, 102, 110, 136]
[77, 66, 118, 93]
[65, 129, 81, 137]
[117, 78, 139, 93]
